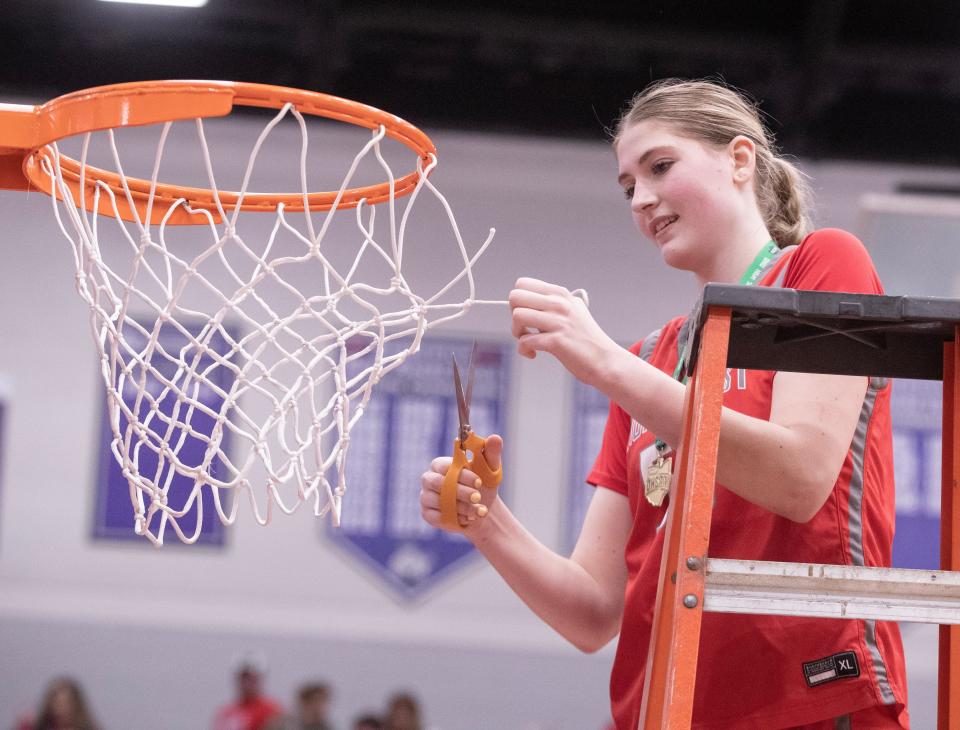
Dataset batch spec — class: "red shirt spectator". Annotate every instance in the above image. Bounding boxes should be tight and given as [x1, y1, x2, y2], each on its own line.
[213, 659, 284, 730]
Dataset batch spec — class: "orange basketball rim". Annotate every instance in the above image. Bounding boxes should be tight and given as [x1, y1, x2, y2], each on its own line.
[0, 80, 437, 224]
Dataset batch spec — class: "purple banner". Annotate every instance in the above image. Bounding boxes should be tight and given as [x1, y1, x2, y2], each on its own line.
[565, 380, 609, 552]
[92, 321, 235, 546]
[890, 378, 942, 570]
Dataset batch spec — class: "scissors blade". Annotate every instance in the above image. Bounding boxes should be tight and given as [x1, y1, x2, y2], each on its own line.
[452, 353, 470, 439]
[463, 341, 478, 421]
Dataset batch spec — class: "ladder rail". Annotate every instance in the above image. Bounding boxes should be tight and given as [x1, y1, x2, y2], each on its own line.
[704, 558, 960, 624]
[638, 307, 731, 730]
[940, 335, 959, 729]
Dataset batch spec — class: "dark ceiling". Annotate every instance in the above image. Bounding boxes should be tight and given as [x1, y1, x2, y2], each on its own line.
[3, 0, 960, 166]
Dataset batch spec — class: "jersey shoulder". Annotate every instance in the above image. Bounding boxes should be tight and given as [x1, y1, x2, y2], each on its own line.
[783, 228, 883, 294]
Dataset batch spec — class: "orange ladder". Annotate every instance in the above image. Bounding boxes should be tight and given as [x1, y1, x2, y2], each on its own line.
[639, 284, 960, 729]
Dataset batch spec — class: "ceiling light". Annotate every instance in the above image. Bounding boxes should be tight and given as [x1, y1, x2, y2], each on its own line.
[98, 0, 209, 7]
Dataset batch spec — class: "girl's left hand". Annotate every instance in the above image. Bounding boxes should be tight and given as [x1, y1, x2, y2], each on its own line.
[508, 277, 620, 385]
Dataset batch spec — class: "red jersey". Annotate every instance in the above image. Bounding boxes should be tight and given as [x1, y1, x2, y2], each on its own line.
[588, 229, 909, 729]
[212, 696, 283, 730]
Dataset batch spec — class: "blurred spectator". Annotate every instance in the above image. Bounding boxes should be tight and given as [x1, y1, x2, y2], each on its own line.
[16, 677, 100, 730]
[212, 654, 284, 730]
[265, 682, 334, 730]
[383, 693, 421, 730]
[296, 683, 333, 730]
[351, 715, 383, 730]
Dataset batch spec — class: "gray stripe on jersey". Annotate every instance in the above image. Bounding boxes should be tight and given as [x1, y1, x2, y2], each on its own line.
[864, 618, 896, 704]
[677, 316, 693, 363]
[769, 244, 797, 288]
[848, 382, 896, 705]
[639, 328, 663, 363]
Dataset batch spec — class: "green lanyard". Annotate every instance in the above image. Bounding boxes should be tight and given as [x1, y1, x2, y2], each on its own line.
[655, 240, 778, 453]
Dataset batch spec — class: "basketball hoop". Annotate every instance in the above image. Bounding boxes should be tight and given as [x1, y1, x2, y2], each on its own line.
[0, 80, 499, 545]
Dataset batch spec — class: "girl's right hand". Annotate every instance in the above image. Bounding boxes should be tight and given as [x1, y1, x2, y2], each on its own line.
[420, 435, 503, 532]
[508, 278, 618, 387]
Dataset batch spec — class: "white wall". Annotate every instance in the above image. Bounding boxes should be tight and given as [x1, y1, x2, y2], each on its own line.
[0, 111, 956, 729]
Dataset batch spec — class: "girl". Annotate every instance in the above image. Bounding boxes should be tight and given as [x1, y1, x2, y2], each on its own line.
[420, 79, 909, 729]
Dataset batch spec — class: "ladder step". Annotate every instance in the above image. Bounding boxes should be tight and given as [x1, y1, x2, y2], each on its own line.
[703, 559, 960, 624]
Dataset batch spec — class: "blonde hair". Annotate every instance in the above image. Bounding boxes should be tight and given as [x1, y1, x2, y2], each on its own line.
[614, 78, 813, 248]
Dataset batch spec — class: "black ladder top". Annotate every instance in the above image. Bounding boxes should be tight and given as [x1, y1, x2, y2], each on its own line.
[686, 284, 960, 381]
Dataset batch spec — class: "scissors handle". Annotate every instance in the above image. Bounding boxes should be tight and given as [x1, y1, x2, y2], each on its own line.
[440, 431, 503, 531]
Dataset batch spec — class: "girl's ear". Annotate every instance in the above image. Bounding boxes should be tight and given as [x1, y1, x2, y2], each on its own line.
[728, 134, 756, 184]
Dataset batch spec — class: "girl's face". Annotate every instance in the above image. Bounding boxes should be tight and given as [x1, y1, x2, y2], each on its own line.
[615, 120, 747, 274]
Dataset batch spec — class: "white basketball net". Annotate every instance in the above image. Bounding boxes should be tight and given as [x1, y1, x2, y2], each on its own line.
[39, 104, 499, 545]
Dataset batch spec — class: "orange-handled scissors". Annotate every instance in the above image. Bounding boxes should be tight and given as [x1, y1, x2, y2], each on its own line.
[440, 342, 503, 530]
